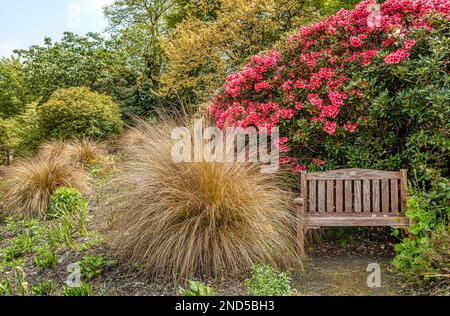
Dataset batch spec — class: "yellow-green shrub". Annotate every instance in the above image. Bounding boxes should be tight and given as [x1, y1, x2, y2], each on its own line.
[38, 87, 123, 141]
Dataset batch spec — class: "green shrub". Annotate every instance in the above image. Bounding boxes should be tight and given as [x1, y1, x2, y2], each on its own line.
[245, 264, 292, 296]
[393, 180, 450, 283]
[38, 87, 123, 140]
[177, 281, 216, 296]
[47, 188, 87, 218]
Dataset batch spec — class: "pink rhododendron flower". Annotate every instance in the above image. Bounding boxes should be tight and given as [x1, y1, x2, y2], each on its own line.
[208, 0, 450, 172]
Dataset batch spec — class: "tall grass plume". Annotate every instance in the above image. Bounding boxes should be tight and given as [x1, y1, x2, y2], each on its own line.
[107, 114, 303, 279]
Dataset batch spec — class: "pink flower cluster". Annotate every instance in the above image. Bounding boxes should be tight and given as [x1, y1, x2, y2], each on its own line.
[209, 0, 450, 171]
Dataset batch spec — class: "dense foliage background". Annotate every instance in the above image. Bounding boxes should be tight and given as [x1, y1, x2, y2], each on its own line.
[0, 0, 448, 287]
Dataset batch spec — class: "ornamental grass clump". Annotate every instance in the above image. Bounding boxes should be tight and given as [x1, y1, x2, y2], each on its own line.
[0, 154, 90, 218]
[107, 115, 301, 279]
[38, 139, 107, 168]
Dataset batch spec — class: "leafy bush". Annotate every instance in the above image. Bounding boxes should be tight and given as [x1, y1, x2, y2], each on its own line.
[177, 281, 216, 296]
[38, 87, 123, 141]
[0, 154, 90, 218]
[0, 104, 41, 165]
[393, 180, 450, 283]
[47, 188, 87, 219]
[208, 0, 450, 181]
[107, 114, 301, 279]
[245, 264, 292, 296]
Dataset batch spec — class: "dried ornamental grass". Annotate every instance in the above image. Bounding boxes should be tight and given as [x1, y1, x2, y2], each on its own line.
[1, 154, 90, 218]
[107, 115, 303, 279]
[38, 139, 107, 168]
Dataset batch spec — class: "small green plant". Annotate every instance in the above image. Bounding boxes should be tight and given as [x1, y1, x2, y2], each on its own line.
[46, 216, 76, 249]
[0, 266, 29, 296]
[47, 187, 87, 218]
[245, 264, 292, 296]
[79, 255, 116, 280]
[0, 278, 12, 296]
[1, 233, 36, 261]
[63, 282, 92, 296]
[31, 281, 53, 296]
[34, 247, 57, 269]
[3, 217, 19, 234]
[177, 281, 216, 296]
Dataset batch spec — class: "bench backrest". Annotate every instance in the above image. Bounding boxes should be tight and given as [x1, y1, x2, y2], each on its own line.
[300, 169, 407, 215]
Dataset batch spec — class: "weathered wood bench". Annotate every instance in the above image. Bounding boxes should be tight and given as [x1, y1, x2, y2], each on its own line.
[295, 169, 412, 254]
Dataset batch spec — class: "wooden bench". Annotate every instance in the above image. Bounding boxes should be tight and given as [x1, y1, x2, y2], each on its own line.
[295, 169, 412, 254]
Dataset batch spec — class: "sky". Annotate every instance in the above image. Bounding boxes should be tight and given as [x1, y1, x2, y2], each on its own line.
[0, 0, 114, 57]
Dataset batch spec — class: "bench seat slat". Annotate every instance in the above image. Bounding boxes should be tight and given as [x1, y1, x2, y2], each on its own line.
[309, 180, 316, 213]
[382, 179, 389, 213]
[327, 180, 334, 213]
[318, 181, 326, 212]
[373, 180, 380, 213]
[306, 215, 410, 227]
[391, 180, 399, 213]
[345, 180, 353, 212]
[354, 180, 362, 212]
[336, 181, 343, 213]
[363, 179, 371, 212]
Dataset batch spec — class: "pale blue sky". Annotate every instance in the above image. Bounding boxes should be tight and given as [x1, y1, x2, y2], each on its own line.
[0, 0, 114, 57]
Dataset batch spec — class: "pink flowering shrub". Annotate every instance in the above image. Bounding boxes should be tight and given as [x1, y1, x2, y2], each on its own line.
[209, 0, 450, 178]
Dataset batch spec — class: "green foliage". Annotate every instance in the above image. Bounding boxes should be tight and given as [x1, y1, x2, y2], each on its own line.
[0, 266, 29, 296]
[177, 280, 216, 296]
[104, 0, 174, 116]
[34, 247, 57, 269]
[38, 87, 123, 140]
[0, 103, 41, 164]
[0, 57, 31, 118]
[0, 118, 21, 165]
[245, 264, 292, 296]
[47, 188, 87, 219]
[78, 255, 117, 281]
[31, 281, 53, 296]
[63, 282, 92, 296]
[15, 32, 141, 113]
[393, 180, 450, 283]
[316, 20, 449, 183]
[1, 230, 37, 262]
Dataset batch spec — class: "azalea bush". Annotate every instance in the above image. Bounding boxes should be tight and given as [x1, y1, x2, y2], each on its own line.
[208, 0, 450, 180]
